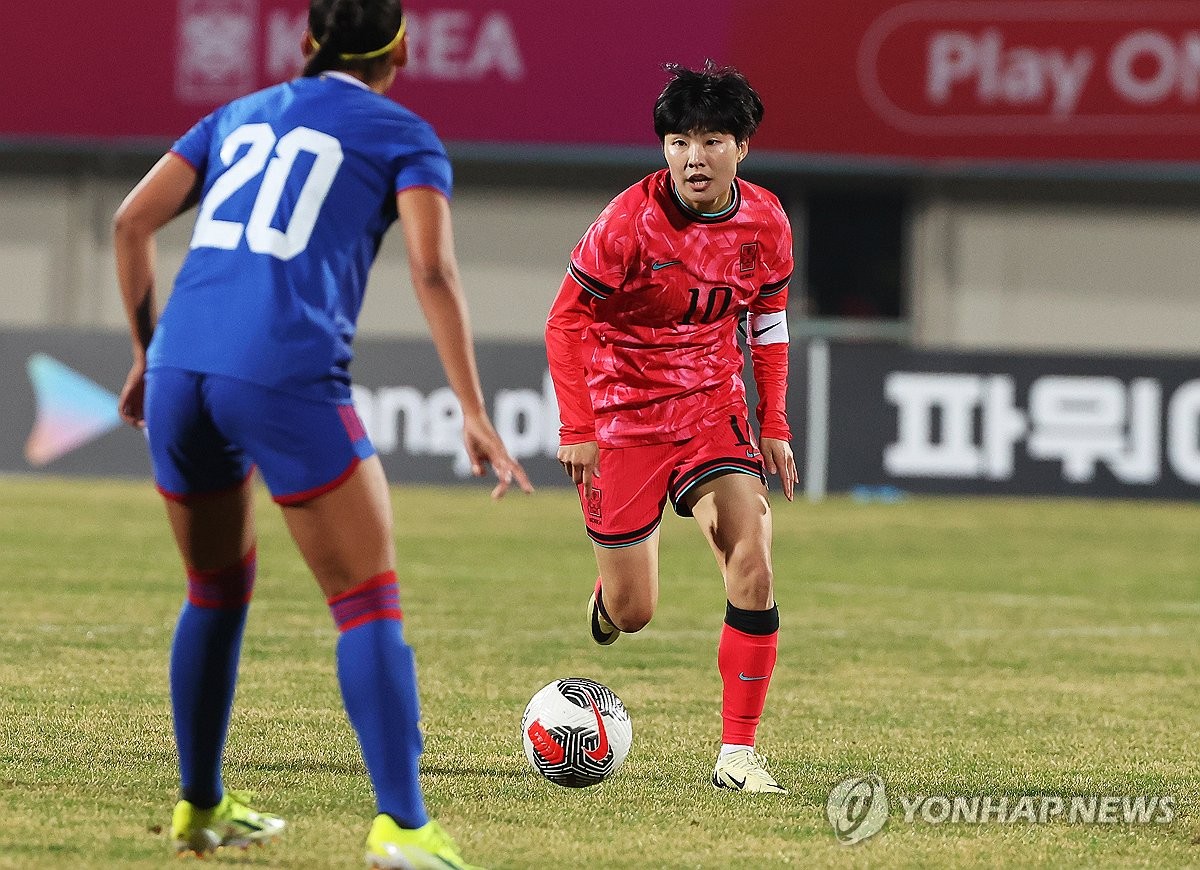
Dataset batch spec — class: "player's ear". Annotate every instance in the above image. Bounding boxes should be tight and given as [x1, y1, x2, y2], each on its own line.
[392, 33, 409, 69]
[301, 29, 317, 60]
[737, 140, 749, 162]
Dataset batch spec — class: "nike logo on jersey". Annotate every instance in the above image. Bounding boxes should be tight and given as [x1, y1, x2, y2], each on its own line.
[651, 259, 683, 271]
[738, 673, 769, 681]
[583, 698, 611, 761]
[751, 322, 780, 338]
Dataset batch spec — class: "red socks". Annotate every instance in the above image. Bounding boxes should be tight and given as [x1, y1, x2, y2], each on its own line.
[717, 602, 779, 745]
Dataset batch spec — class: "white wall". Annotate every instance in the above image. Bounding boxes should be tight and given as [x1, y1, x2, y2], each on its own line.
[5, 170, 1200, 356]
[912, 196, 1200, 355]
[0, 174, 612, 341]
[361, 186, 614, 338]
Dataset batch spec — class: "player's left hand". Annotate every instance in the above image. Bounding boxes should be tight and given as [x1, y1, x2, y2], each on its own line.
[462, 413, 535, 500]
[760, 437, 797, 502]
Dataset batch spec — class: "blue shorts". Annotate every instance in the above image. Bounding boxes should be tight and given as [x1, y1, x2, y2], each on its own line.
[144, 367, 375, 505]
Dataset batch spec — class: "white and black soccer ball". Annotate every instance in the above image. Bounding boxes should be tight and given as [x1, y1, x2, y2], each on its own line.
[521, 677, 633, 788]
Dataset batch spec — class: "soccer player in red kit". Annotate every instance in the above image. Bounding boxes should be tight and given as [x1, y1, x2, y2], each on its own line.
[545, 61, 797, 793]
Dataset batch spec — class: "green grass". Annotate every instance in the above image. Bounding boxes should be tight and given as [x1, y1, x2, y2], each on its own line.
[2, 476, 1200, 868]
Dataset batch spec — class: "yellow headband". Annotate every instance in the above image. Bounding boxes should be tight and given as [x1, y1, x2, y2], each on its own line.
[308, 18, 406, 61]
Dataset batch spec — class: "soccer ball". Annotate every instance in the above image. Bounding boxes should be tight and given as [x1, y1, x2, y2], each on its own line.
[521, 677, 633, 788]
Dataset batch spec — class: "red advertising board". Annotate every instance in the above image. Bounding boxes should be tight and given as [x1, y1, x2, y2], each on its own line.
[7, 1, 1200, 165]
[734, 0, 1200, 163]
[8, 1, 729, 149]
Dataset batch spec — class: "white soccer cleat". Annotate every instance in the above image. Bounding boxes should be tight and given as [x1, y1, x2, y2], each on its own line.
[711, 749, 787, 794]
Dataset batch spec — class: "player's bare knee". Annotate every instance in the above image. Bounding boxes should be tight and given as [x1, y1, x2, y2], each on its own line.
[726, 559, 774, 609]
[615, 609, 653, 633]
[608, 598, 655, 633]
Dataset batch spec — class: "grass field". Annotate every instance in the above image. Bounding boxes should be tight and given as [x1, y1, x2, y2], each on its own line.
[2, 475, 1200, 868]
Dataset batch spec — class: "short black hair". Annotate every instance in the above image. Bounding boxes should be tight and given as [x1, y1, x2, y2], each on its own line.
[303, 0, 404, 78]
[652, 60, 765, 143]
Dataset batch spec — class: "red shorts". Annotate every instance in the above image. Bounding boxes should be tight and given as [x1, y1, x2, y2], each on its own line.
[577, 413, 767, 548]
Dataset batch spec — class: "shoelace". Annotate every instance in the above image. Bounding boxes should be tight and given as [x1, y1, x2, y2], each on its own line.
[724, 750, 774, 775]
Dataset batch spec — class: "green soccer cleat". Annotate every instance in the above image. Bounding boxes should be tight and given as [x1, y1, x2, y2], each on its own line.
[711, 749, 787, 794]
[171, 790, 286, 856]
[587, 579, 620, 646]
[365, 815, 483, 870]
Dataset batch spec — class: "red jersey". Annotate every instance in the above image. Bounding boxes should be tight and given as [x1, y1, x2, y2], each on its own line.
[546, 169, 793, 448]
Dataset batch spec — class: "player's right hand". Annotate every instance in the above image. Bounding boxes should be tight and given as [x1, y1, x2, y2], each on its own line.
[118, 361, 147, 428]
[557, 440, 599, 498]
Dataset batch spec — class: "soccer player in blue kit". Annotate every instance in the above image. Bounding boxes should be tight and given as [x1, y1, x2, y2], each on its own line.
[112, 1, 531, 866]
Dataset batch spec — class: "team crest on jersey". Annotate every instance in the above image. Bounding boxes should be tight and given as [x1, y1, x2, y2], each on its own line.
[586, 487, 602, 521]
[739, 243, 759, 275]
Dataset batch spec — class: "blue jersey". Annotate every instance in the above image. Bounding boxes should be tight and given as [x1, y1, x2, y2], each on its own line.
[148, 73, 452, 401]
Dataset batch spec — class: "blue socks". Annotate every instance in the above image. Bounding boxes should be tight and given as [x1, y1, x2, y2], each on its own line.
[170, 549, 256, 809]
[328, 572, 428, 829]
[170, 559, 426, 829]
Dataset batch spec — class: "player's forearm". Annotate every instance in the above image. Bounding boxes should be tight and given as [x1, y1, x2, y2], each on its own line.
[545, 331, 596, 440]
[412, 273, 489, 419]
[545, 290, 597, 440]
[111, 153, 198, 358]
[111, 222, 158, 359]
[750, 341, 791, 441]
